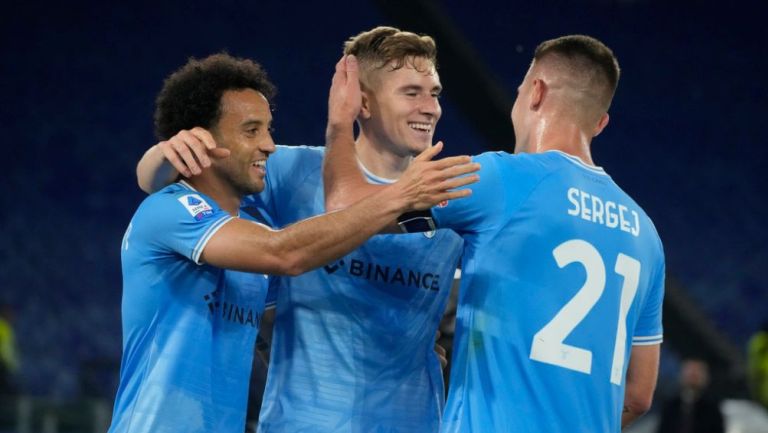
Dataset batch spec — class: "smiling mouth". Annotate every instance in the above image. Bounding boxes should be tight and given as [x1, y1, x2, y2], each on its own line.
[251, 160, 266, 173]
[408, 122, 432, 133]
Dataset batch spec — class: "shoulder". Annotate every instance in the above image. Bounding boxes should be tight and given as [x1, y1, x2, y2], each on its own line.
[271, 144, 325, 164]
[265, 144, 324, 181]
[474, 150, 553, 177]
[134, 182, 223, 228]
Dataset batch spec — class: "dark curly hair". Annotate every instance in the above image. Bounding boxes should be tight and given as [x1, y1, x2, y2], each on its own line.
[154, 53, 277, 140]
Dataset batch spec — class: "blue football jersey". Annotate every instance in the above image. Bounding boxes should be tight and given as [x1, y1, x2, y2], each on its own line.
[251, 145, 463, 433]
[433, 151, 665, 433]
[110, 181, 269, 433]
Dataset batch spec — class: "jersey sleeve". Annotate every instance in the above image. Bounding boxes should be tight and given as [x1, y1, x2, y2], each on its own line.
[432, 151, 548, 235]
[632, 244, 665, 345]
[136, 191, 234, 265]
[254, 145, 323, 227]
[431, 152, 506, 234]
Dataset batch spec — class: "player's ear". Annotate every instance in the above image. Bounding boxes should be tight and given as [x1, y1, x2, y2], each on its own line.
[359, 89, 373, 120]
[593, 113, 610, 137]
[531, 79, 546, 110]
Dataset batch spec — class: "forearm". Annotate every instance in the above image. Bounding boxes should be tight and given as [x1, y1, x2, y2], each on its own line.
[207, 183, 408, 275]
[137, 144, 179, 193]
[267, 184, 406, 274]
[323, 123, 385, 211]
[621, 344, 660, 429]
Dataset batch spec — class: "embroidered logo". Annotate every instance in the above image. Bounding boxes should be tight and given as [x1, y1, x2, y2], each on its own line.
[178, 194, 214, 220]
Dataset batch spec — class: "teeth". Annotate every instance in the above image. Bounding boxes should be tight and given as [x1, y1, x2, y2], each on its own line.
[408, 122, 431, 132]
[252, 161, 266, 168]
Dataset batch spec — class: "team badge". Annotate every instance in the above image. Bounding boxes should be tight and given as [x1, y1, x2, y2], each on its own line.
[178, 194, 214, 220]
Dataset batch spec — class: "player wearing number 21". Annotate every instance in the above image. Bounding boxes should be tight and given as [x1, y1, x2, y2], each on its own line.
[324, 35, 664, 432]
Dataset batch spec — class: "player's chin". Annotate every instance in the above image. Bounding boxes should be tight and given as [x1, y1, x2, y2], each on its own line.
[243, 177, 265, 195]
[407, 139, 433, 155]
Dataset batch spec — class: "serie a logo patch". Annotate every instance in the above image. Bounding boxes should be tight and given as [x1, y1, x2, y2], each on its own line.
[178, 194, 214, 220]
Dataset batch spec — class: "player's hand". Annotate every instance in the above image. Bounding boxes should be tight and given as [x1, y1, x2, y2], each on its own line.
[435, 331, 448, 370]
[394, 142, 480, 211]
[327, 55, 362, 128]
[157, 127, 230, 177]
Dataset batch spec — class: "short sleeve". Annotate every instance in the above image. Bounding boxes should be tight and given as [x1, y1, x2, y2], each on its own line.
[432, 152, 507, 234]
[136, 191, 234, 264]
[632, 247, 665, 345]
[432, 151, 548, 235]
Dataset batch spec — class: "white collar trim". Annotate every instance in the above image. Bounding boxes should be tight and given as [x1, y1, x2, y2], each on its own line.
[547, 150, 607, 175]
[178, 180, 197, 191]
[357, 158, 397, 185]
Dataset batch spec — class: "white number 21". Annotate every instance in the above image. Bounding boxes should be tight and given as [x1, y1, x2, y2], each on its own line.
[529, 239, 640, 385]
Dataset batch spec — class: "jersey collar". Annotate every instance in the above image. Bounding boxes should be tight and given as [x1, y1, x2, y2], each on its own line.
[546, 150, 608, 176]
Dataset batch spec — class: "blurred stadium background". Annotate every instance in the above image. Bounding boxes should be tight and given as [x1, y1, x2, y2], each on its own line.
[1, 0, 766, 431]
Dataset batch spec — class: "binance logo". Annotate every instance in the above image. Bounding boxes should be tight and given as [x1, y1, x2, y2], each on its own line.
[322, 258, 440, 291]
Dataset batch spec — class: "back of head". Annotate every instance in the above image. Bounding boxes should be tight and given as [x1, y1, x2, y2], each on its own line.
[532, 35, 620, 126]
[343, 26, 437, 89]
[154, 53, 276, 140]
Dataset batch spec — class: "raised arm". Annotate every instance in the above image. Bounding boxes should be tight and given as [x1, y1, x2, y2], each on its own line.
[202, 150, 457, 275]
[137, 127, 230, 193]
[621, 344, 660, 429]
[322, 55, 479, 214]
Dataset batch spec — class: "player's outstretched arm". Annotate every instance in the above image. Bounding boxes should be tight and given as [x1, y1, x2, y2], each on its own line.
[621, 344, 660, 429]
[201, 156, 457, 275]
[322, 55, 479, 215]
[136, 127, 230, 193]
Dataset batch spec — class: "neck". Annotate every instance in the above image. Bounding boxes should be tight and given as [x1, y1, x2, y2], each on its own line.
[186, 173, 241, 216]
[520, 116, 595, 166]
[355, 130, 412, 179]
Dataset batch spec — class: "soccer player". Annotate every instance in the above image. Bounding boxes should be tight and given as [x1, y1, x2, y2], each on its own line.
[111, 53, 477, 433]
[325, 35, 665, 432]
[135, 28, 470, 432]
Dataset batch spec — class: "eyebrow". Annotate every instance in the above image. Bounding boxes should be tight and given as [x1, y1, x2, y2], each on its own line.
[399, 84, 443, 93]
[241, 119, 271, 128]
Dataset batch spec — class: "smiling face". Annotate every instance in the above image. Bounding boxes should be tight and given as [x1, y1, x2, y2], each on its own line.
[361, 56, 442, 157]
[210, 89, 275, 195]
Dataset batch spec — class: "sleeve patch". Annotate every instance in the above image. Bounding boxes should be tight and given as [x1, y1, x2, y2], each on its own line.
[178, 194, 214, 220]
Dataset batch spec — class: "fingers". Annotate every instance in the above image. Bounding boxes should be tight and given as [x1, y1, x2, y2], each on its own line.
[174, 131, 206, 173]
[332, 55, 346, 88]
[434, 343, 447, 357]
[159, 129, 220, 177]
[438, 174, 480, 192]
[344, 55, 358, 89]
[209, 148, 231, 160]
[437, 162, 481, 180]
[430, 155, 473, 170]
[428, 189, 473, 206]
[161, 144, 192, 178]
[189, 127, 217, 150]
[434, 343, 448, 370]
[414, 142, 444, 162]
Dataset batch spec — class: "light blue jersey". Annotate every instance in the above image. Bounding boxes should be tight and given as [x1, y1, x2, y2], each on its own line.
[434, 151, 665, 433]
[110, 181, 269, 433]
[251, 145, 463, 433]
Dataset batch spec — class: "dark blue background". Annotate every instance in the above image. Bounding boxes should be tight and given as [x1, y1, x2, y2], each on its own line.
[1, 0, 766, 399]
